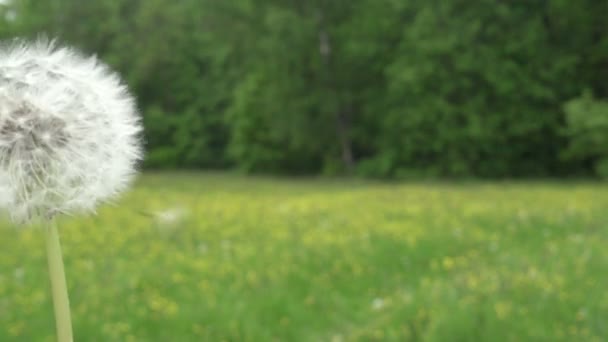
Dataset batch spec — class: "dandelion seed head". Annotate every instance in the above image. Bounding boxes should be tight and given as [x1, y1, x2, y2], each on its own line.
[0, 40, 143, 223]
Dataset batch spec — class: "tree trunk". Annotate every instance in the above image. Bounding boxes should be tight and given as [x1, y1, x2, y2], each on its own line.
[337, 108, 355, 172]
[317, 9, 355, 173]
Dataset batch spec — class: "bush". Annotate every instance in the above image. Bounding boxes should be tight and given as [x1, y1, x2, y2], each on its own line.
[563, 91, 608, 178]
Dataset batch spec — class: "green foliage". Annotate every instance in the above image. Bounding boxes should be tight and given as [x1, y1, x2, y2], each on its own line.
[563, 91, 608, 177]
[1, 0, 607, 177]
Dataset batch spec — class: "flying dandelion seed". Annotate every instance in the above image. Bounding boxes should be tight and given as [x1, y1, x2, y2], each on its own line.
[0, 40, 143, 222]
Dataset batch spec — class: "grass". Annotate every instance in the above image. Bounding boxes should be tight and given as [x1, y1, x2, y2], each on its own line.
[1, 173, 607, 341]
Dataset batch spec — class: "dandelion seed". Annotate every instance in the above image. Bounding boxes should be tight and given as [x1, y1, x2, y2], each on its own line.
[13, 267, 24, 281]
[371, 297, 385, 311]
[331, 334, 344, 342]
[197, 243, 208, 254]
[154, 207, 187, 226]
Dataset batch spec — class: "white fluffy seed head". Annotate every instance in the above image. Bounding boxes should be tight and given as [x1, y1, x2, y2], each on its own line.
[0, 40, 143, 223]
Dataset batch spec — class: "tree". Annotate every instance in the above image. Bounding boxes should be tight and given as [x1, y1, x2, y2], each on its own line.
[2, 0, 607, 178]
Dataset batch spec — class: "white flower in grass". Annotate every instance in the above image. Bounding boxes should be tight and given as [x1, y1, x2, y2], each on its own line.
[0, 40, 143, 222]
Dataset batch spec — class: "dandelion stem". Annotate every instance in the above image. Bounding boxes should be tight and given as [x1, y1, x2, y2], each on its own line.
[46, 219, 74, 342]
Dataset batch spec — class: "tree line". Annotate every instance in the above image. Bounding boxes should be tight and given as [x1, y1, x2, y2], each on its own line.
[1, 0, 607, 178]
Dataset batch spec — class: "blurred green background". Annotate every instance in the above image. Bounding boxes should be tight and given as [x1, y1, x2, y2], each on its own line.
[1, 1, 608, 341]
[1, 0, 607, 179]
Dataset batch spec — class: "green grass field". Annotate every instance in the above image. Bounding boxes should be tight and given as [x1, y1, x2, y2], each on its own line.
[1, 173, 607, 341]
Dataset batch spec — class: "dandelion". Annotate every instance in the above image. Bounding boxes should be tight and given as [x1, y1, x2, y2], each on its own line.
[0, 40, 142, 341]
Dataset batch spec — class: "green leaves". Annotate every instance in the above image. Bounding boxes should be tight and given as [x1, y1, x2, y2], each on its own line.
[563, 91, 608, 177]
[3, 0, 607, 178]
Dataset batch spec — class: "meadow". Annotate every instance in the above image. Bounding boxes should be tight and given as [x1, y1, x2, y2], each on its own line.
[0, 173, 607, 341]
